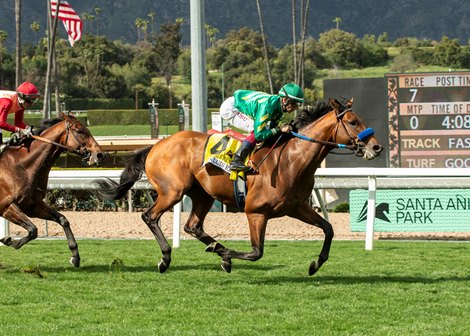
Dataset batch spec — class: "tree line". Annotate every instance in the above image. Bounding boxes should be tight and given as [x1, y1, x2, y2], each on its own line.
[1, 20, 469, 109]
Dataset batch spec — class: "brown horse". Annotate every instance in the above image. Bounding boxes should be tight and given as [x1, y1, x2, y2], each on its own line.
[0, 112, 104, 267]
[96, 98, 383, 275]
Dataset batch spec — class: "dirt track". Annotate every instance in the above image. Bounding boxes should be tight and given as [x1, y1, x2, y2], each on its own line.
[24, 211, 354, 240]
[10, 211, 469, 241]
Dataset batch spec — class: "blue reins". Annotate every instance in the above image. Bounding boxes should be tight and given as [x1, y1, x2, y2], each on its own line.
[291, 127, 375, 150]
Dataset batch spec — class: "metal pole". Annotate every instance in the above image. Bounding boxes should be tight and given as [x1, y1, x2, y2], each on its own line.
[190, 0, 207, 132]
[365, 176, 377, 251]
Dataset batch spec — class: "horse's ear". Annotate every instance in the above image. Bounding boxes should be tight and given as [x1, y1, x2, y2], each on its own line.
[329, 98, 341, 111]
[59, 111, 67, 119]
[346, 98, 354, 108]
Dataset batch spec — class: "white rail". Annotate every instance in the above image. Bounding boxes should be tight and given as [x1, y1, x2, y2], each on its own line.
[315, 168, 470, 250]
[2, 168, 470, 250]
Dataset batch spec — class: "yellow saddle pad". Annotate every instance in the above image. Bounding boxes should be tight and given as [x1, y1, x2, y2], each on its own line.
[203, 134, 249, 203]
[203, 134, 243, 173]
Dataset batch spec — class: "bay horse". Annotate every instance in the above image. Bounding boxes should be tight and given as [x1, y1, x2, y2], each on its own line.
[0, 112, 104, 267]
[96, 98, 383, 275]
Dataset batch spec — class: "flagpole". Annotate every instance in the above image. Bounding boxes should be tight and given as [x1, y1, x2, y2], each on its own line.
[43, 0, 60, 119]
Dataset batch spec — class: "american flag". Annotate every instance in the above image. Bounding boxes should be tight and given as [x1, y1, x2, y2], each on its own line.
[50, 0, 82, 46]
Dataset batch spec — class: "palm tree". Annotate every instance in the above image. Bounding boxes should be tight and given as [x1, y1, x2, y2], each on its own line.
[94, 8, 102, 35]
[15, 0, 22, 86]
[255, 0, 273, 94]
[135, 18, 144, 42]
[148, 11, 156, 35]
[175, 17, 184, 46]
[142, 20, 149, 42]
[333, 17, 342, 30]
[0, 31, 7, 87]
[30, 21, 40, 45]
[81, 12, 90, 33]
[204, 24, 219, 48]
[297, 0, 311, 88]
[87, 14, 95, 34]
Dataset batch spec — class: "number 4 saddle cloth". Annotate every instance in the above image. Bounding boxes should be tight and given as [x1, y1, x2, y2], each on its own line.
[202, 133, 252, 174]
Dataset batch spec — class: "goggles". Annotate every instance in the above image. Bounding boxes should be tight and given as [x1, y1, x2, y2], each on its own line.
[18, 93, 39, 105]
[24, 97, 39, 104]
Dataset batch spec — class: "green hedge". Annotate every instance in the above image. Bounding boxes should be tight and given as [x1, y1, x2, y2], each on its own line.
[87, 108, 220, 126]
[11, 108, 221, 128]
[8, 114, 87, 128]
[30, 98, 135, 111]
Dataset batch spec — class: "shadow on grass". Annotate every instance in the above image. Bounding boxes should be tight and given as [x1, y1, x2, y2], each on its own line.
[249, 274, 470, 285]
[30, 261, 280, 274]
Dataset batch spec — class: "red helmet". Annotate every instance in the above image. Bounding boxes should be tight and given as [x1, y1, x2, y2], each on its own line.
[16, 82, 40, 104]
[16, 82, 40, 97]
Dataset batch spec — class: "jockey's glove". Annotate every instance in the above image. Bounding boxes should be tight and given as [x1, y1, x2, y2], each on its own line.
[280, 123, 293, 133]
[16, 126, 32, 138]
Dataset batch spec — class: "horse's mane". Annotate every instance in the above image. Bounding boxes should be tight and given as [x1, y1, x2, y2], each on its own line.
[292, 101, 331, 130]
[261, 100, 332, 148]
[33, 116, 65, 135]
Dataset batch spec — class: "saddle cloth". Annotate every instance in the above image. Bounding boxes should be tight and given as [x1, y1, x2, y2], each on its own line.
[202, 133, 248, 174]
[202, 134, 249, 209]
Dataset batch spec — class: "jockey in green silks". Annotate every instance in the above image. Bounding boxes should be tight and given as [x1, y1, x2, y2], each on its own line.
[219, 83, 304, 171]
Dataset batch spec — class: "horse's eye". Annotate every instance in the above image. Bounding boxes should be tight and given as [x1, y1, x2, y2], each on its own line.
[349, 120, 358, 127]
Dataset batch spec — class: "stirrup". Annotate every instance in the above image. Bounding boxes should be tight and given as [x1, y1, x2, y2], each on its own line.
[230, 163, 250, 172]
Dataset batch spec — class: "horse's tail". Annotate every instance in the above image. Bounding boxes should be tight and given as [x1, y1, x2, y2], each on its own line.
[94, 146, 152, 200]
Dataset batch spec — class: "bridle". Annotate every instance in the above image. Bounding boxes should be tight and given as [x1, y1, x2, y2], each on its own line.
[291, 107, 374, 156]
[31, 118, 92, 163]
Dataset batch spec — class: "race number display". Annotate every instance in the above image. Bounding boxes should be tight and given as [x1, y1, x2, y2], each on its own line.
[387, 72, 470, 168]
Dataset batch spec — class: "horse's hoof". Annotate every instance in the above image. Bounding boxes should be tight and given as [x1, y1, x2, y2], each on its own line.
[70, 257, 80, 268]
[221, 259, 232, 273]
[0, 236, 12, 246]
[308, 261, 320, 276]
[158, 259, 170, 273]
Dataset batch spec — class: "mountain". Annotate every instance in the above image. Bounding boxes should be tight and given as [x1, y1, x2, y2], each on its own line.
[0, 0, 468, 50]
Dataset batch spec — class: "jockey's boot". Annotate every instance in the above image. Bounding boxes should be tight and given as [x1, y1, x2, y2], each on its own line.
[0, 144, 6, 155]
[230, 140, 256, 171]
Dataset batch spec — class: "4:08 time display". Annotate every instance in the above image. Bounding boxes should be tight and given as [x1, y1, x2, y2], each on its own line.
[441, 115, 470, 129]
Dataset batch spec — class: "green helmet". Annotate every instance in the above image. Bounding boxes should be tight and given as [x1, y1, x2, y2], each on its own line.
[278, 83, 304, 103]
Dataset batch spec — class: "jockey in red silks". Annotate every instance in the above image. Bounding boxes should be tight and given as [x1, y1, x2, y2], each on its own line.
[0, 82, 39, 152]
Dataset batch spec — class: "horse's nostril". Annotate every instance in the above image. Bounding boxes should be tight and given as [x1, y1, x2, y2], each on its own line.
[373, 145, 383, 153]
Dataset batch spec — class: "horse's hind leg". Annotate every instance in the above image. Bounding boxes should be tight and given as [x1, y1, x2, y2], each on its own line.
[29, 203, 81, 267]
[142, 193, 181, 273]
[0, 204, 38, 249]
[289, 203, 334, 276]
[183, 187, 223, 249]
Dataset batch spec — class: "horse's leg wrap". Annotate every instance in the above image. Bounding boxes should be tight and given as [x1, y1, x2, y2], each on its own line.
[204, 242, 227, 255]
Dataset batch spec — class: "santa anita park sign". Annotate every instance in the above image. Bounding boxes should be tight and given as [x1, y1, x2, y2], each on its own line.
[350, 189, 470, 232]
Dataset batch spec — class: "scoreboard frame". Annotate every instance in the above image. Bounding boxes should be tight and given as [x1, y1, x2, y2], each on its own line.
[387, 71, 470, 168]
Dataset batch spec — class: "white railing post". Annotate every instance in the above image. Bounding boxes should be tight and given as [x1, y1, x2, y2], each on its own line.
[127, 190, 133, 213]
[173, 202, 181, 248]
[365, 176, 377, 251]
[0, 217, 8, 246]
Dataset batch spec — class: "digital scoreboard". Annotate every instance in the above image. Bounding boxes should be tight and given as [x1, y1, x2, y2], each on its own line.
[387, 72, 470, 168]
